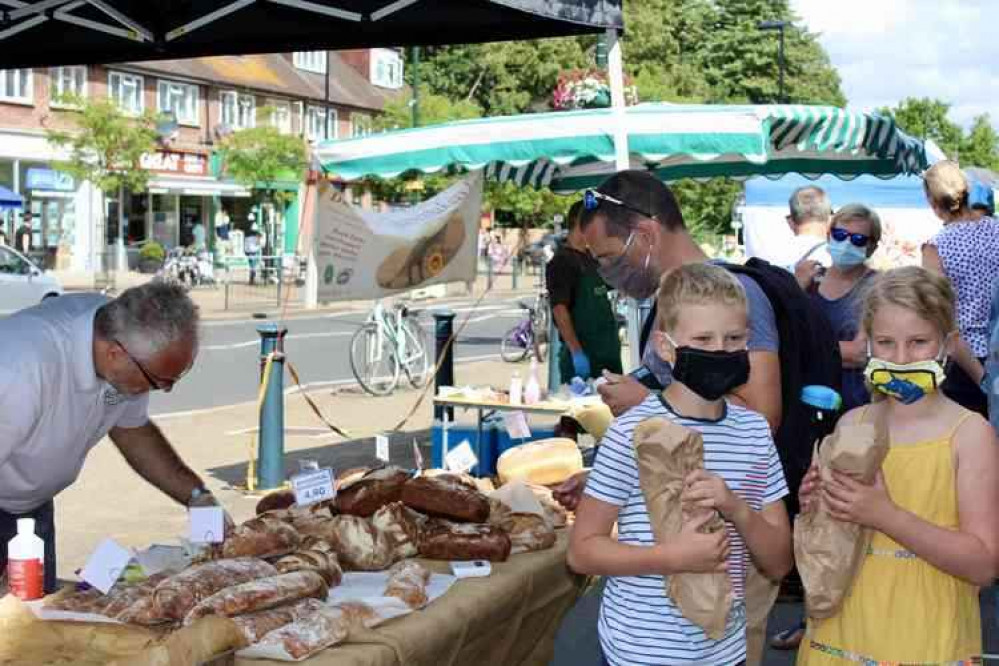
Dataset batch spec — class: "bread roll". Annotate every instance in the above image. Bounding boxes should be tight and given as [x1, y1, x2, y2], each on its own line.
[497, 438, 583, 486]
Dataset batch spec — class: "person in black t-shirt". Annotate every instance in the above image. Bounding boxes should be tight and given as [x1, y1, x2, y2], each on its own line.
[546, 200, 622, 383]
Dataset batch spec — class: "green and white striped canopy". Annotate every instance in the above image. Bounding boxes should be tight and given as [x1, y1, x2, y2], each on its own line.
[316, 103, 931, 193]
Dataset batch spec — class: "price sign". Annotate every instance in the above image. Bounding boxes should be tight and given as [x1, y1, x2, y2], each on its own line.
[412, 439, 425, 475]
[445, 440, 478, 474]
[80, 538, 133, 594]
[502, 411, 532, 440]
[375, 435, 390, 462]
[188, 506, 226, 544]
[291, 468, 336, 506]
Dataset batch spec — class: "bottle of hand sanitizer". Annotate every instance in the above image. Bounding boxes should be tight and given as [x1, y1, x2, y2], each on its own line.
[509, 371, 523, 406]
[7, 518, 44, 600]
[524, 359, 542, 405]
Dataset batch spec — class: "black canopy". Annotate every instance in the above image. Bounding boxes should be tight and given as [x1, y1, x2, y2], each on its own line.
[0, 0, 623, 68]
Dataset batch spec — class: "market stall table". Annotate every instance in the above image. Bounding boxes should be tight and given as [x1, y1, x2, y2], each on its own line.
[433, 394, 575, 458]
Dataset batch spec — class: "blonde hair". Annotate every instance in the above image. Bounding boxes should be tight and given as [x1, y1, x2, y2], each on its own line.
[832, 203, 883, 249]
[656, 263, 747, 332]
[923, 160, 970, 216]
[861, 266, 956, 339]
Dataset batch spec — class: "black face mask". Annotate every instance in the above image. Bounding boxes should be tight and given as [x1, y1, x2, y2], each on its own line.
[670, 345, 751, 401]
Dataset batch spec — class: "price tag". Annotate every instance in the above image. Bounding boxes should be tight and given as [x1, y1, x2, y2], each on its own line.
[445, 439, 478, 474]
[502, 411, 532, 440]
[80, 538, 133, 594]
[189, 506, 226, 544]
[292, 467, 336, 506]
[412, 439, 424, 475]
[375, 435, 390, 462]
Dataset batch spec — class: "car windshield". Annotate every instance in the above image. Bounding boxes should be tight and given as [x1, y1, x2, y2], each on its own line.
[0, 248, 27, 275]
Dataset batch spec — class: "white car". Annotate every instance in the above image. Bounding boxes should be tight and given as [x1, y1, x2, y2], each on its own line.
[0, 245, 63, 314]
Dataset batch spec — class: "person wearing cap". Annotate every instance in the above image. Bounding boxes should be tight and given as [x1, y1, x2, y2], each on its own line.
[0, 282, 228, 594]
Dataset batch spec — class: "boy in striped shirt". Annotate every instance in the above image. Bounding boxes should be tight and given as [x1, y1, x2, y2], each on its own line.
[567, 263, 793, 666]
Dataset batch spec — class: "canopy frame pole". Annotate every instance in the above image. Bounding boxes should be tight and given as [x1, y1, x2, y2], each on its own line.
[84, 0, 153, 41]
[7, 0, 71, 21]
[267, 0, 362, 21]
[56, 3, 146, 42]
[370, 0, 421, 21]
[0, 14, 46, 41]
[166, 0, 255, 41]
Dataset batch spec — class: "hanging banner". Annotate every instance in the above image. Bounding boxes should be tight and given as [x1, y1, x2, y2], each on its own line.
[314, 173, 481, 302]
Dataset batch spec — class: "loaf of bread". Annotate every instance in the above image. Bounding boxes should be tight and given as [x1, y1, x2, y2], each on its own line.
[255, 489, 297, 515]
[253, 604, 351, 660]
[335, 600, 380, 630]
[497, 438, 583, 486]
[402, 475, 490, 523]
[370, 502, 423, 561]
[530, 485, 569, 529]
[183, 571, 328, 625]
[487, 497, 513, 528]
[274, 539, 343, 587]
[384, 560, 432, 609]
[500, 513, 557, 555]
[230, 598, 325, 646]
[151, 558, 278, 621]
[324, 515, 394, 571]
[335, 466, 412, 517]
[222, 514, 301, 559]
[46, 573, 169, 620]
[418, 519, 511, 562]
[102, 572, 171, 619]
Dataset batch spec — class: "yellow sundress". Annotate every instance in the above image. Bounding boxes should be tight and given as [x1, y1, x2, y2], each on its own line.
[797, 411, 982, 665]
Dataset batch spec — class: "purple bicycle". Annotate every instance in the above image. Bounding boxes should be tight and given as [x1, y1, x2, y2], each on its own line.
[500, 294, 549, 363]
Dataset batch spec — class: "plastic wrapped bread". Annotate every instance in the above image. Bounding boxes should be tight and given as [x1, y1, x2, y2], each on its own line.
[634, 417, 733, 640]
[496, 438, 583, 486]
[795, 417, 889, 619]
[183, 570, 328, 625]
[151, 557, 278, 621]
[384, 560, 432, 609]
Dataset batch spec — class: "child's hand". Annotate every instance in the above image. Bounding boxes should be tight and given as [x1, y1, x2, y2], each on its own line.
[682, 469, 741, 519]
[799, 462, 821, 514]
[823, 470, 896, 530]
[671, 511, 730, 574]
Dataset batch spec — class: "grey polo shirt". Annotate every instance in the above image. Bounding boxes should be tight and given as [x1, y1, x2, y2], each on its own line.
[0, 293, 149, 514]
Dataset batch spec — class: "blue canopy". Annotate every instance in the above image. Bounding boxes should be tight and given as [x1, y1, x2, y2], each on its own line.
[744, 173, 928, 209]
[0, 185, 23, 211]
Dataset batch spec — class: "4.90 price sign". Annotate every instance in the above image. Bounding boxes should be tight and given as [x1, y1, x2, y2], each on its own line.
[291, 468, 336, 506]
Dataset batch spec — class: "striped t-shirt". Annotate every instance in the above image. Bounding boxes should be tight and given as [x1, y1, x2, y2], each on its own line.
[585, 394, 788, 666]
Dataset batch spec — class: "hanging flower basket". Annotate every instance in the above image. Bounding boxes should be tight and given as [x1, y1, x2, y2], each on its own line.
[552, 68, 639, 111]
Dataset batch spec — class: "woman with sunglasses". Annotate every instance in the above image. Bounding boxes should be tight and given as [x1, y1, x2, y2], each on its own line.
[921, 160, 999, 417]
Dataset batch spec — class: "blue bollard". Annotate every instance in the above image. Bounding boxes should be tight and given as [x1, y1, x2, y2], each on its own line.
[547, 306, 562, 391]
[433, 310, 455, 421]
[257, 323, 287, 490]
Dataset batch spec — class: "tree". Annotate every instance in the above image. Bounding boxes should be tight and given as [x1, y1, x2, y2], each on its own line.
[217, 109, 308, 209]
[880, 97, 963, 159]
[960, 114, 999, 170]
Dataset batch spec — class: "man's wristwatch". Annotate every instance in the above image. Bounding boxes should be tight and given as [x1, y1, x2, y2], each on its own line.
[187, 485, 217, 507]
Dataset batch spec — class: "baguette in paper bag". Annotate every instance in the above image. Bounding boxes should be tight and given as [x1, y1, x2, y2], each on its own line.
[634, 417, 733, 640]
[793, 415, 889, 619]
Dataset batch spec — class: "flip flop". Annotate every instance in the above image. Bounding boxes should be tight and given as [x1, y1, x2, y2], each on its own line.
[769, 623, 806, 650]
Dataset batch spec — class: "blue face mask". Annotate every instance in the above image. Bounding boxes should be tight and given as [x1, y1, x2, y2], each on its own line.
[827, 239, 868, 268]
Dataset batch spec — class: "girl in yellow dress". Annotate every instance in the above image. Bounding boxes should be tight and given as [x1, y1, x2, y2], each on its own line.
[797, 266, 999, 665]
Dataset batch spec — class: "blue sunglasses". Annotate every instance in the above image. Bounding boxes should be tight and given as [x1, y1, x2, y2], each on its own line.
[830, 226, 870, 248]
[583, 189, 656, 221]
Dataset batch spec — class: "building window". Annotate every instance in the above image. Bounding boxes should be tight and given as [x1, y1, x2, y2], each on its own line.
[157, 79, 199, 125]
[306, 106, 338, 142]
[108, 71, 143, 114]
[220, 90, 255, 130]
[49, 66, 86, 105]
[351, 113, 373, 138]
[0, 69, 33, 103]
[266, 101, 292, 134]
[371, 49, 403, 89]
[293, 51, 327, 74]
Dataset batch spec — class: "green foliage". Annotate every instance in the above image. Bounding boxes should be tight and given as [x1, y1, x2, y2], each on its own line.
[139, 240, 165, 263]
[673, 179, 743, 243]
[486, 181, 574, 228]
[960, 114, 999, 170]
[218, 109, 307, 207]
[880, 97, 964, 159]
[374, 84, 482, 131]
[45, 94, 158, 196]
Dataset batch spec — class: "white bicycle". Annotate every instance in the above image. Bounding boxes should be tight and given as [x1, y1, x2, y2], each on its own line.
[349, 301, 431, 396]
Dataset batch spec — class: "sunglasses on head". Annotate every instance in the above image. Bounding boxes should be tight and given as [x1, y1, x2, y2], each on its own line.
[830, 226, 870, 247]
[583, 189, 657, 221]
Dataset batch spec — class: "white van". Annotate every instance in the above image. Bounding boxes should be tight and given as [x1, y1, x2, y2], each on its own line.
[0, 245, 63, 314]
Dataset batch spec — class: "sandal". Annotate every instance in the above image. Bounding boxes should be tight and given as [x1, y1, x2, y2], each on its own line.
[769, 622, 806, 650]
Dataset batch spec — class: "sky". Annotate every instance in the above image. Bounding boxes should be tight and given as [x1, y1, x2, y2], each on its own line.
[789, 0, 999, 128]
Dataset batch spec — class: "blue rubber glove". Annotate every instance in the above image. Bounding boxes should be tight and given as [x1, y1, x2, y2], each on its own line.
[571, 350, 591, 379]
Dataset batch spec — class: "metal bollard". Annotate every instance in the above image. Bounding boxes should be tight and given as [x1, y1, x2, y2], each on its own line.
[512, 257, 519, 290]
[547, 306, 562, 391]
[433, 310, 455, 421]
[257, 323, 288, 490]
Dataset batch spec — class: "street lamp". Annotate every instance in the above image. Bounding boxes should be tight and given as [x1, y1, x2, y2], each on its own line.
[757, 19, 788, 103]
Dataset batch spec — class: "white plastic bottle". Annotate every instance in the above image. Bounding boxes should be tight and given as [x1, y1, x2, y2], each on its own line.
[509, 371, 523, 406]
[7, 518, 44, 601]
[524, 359, 542, 405]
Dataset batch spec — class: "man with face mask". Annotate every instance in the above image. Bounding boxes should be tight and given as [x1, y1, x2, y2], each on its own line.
[0, 282, 225, 593]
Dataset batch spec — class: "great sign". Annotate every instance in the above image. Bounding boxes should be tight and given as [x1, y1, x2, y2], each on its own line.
[139, 151, 208, 176]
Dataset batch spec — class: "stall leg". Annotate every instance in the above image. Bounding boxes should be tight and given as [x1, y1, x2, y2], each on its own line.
[433, 310, 455, 422]
[257, 323, 288, 490]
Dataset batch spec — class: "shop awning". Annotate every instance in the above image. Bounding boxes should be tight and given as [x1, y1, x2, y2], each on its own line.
[0, 185, 23, 210]
[147, 176, 251, 197]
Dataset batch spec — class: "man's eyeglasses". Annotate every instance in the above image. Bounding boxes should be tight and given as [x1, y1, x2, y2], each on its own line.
[583, 189, 657, 221]
[115, 340, 184, 391]
[830, 227, 870, 248]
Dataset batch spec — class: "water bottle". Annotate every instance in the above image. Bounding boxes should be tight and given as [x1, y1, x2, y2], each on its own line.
[524, 359, 542, 405]
[509, 372, 523, 406]
[801, 385, 842, 447]
[7, 518, 44, 601]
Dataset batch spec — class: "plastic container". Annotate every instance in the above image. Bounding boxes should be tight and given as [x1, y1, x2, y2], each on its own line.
[524, 360, 541, 405]
[509, 372, 523, 406]
[430, 420, 496, 477]
[7, 518, 44, 601]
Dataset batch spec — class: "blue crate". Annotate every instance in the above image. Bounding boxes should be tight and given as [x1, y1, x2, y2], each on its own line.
[429, 417, 559, 477]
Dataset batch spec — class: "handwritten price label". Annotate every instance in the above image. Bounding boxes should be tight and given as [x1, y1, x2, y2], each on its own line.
[291, 468, 336, 506]
[445, 440, 478, 474]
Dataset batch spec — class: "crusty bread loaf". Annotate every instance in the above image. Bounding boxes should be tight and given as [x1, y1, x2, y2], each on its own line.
[183, 571, 328, 625]
[324, 515, 394, 571]
[499, 513, 557, 555]
[402, 475, 490, 523]
[222, 514, 301, 559]
[230, 598, 325, 646]
[497, 438, 583, 486]
[384, 560, 431, 609]
[418, 519, 511, 562]
[335, 466, 412, 517]
[274, 539, 343, 587]
[151, 558, 278, 621]
[371, 502, 424, 562]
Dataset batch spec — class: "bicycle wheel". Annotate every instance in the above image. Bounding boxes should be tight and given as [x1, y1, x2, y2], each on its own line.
[349, 323, 400, 396]
[500, 322, 530, 363]
[399, 318, 431, 388]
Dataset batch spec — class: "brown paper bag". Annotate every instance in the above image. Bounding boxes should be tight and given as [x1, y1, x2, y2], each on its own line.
[793, 416, 889, 619]
[634, 417, 733, 640]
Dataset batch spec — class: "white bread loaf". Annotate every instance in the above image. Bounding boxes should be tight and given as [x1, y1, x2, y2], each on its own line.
[570, 402, 613, 440]
[497, 438, 583, 486]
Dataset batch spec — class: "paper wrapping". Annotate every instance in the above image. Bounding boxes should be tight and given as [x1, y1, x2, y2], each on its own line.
[793, 416, 889, 620]
[634, 417, 733, 640]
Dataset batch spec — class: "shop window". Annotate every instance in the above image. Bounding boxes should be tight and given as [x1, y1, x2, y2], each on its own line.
[371, 49, 403, 89]
[293, 51, 327, 74]
[157, 79, 199, 125]
[108, 71, 143, 115]
[0, 69, 33, 104]
[351, 113, 373, 138]
[221, 90, 255, 130]
[49, 66, 86, 106]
